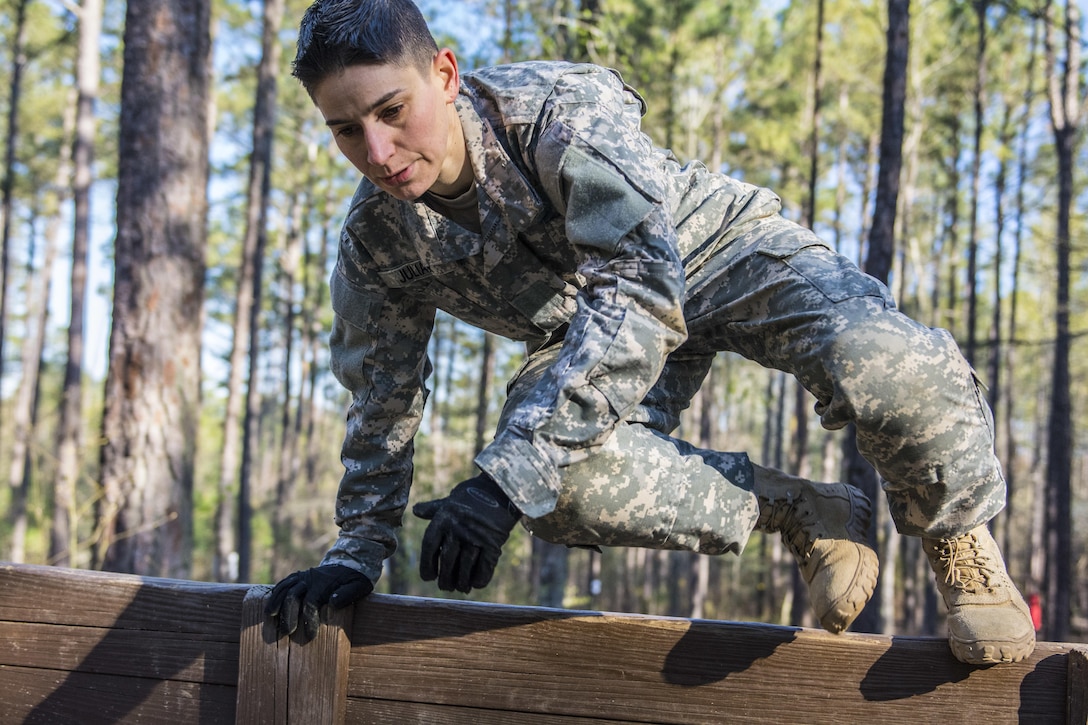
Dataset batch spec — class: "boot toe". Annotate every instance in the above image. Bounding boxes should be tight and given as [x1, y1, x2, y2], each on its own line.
[947, 601, 1036, 664]
[808, 540, 879, 634]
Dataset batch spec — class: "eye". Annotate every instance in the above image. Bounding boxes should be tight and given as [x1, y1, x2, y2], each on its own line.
[334, 125, 359, 138]
[381, 104, 403, 122]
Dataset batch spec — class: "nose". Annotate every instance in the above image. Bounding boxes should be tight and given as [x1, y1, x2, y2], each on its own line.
[365, 125, 395, 167]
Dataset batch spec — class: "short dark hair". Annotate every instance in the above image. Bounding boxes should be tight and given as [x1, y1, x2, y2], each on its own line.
[293, 0, 439, 93]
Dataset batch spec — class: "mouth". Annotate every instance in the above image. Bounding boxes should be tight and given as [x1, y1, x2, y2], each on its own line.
[381, 164, 413, 186]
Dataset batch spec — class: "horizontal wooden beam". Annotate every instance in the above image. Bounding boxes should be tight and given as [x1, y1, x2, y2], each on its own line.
[1, 563, 1085, 725]
[0, 563, 248, 724]
[340, 593, 1087, 724]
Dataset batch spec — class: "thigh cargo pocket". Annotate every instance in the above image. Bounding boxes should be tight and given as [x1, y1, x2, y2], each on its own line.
[755, 232, 892, 304]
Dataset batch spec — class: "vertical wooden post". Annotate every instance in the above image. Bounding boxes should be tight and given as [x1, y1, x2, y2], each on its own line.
[236, 585, 353, 724]
[1068, 648, 1087, 725]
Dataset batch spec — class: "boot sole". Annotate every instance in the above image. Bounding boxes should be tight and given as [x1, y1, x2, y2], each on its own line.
[949, 630, 1036, 665]
[817, 542, 879, 633]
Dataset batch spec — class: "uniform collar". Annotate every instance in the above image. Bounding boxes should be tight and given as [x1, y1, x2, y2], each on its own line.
[449, 95, 545, 267]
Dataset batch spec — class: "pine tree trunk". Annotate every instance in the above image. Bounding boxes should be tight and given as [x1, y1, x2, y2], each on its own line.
[1002, 18, 1039, 568]
[272, 190, 304, 576]
[941, 124, 962, 336]
[9, 99, 74, 563]
[857, 133, 878, 264]
[864, 1, 907, 284]
[7, 207, 46, 561]
[1042, 0, 1081, 644]
[844, 0, 909, 634]
[531, 538, 568, 608]
[789, 0, 825, 627]
[302, 176, 333, 541]
[987, 98, 1012, 553]
[231, 0, 286, 583]
[768, 372, 787, 622]
[0, 0, 29, 416]
[53, 0, 103, 569]
[96, 0, 212, 578]
[622, 547, 638, 612]
[897, 21, 924, 319]
[473, 331, 496, 455]
[964, 0, 988, 368]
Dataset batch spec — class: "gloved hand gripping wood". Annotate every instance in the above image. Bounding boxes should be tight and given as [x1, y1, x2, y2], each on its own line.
[265, 564, 374, 642]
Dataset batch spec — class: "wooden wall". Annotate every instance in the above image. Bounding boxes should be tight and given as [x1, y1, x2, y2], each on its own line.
[0, 563, 247, 723]
[2, 563, 1085, 724]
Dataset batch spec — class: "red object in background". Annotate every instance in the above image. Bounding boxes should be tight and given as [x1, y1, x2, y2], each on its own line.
[1028, 593, 1043, 632]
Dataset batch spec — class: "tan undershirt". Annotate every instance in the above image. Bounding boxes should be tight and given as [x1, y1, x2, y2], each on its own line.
[423, 180, 481, 234]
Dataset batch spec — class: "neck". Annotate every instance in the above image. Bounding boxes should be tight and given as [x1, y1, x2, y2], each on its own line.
[430, 106, 472, 198]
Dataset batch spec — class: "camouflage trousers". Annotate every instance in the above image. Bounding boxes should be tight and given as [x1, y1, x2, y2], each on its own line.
[504, 215, 1005, 555]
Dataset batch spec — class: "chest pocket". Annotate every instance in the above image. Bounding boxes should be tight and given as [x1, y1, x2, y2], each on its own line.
[499, 216, 581, 331]
[374, 223, 486, 289]
[370, 199, 580, 335]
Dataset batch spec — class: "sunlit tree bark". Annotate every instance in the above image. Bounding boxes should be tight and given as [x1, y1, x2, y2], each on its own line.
[95, 0, 211, 578]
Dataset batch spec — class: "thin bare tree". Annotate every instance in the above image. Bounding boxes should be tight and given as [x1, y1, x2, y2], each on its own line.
[53, 0, 104, 569]
[965, 0, 989, 368]
[9, 95, 75, 563]
[217, 0, 286, 583]
[790, 0, 825, 628]
[1041, 0, 1082, 643]
[0, 0, 29, 413]
[1003, 17, 1039, 572]
[844, 0, 909, 634]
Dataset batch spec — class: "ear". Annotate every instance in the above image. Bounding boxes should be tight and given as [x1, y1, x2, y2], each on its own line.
[433, 48, 460, 102]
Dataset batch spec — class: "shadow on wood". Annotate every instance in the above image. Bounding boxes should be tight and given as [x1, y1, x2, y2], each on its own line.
[0, 563, 246, 723]
[1, 562, 1085, 724]
[329, 594, 1085, 724]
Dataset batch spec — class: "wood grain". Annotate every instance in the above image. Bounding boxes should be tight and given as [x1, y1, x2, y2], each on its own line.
[345, 593, 1083, 725]
[0, 563, 247, 723]
[236, 584, 354, 724]
[1, 563, 1084, 725]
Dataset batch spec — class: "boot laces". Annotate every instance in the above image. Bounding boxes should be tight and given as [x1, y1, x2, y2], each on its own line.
[936, 533, 995, 592]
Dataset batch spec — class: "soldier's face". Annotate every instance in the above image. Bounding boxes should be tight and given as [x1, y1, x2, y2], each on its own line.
[313, 50, 465, 201]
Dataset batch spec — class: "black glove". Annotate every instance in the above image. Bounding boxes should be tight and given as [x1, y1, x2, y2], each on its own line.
[412, 473, 521, 594]
[264, 564, 373, 642]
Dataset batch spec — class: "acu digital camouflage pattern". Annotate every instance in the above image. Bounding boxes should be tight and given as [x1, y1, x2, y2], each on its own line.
[320, 61, 1005, 583]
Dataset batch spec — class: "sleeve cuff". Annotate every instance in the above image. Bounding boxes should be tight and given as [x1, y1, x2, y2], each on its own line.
[475, 430, 562, 518]
[320, 536, 387, 585]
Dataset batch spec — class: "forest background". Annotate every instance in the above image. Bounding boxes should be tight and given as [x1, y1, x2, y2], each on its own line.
[0, 0, 1085, 645]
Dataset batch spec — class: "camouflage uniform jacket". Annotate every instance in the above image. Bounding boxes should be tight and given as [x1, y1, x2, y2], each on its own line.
[323, 61, 782, 581]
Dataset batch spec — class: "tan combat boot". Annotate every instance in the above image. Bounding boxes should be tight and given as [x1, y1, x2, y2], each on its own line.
[753, 465, 879, 633]
[922, 525, 1036, 664]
